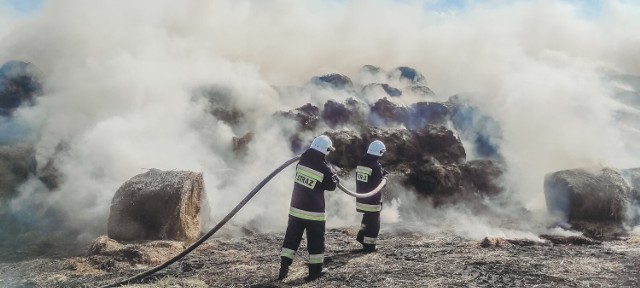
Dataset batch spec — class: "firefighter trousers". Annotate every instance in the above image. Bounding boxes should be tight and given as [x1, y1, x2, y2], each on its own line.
[357, 211, 380, 249]
[280, 215, 325, 267]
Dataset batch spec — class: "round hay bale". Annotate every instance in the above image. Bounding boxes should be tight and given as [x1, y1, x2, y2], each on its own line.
[544, 167, 631, 225]
[414, 125, 466, 164]
[107, 169, 205, 242]
[364, 126, 420, 166]
[325, 130, 363, 169]
[369, 97, 409, 126]
[460, 160, 504, 197]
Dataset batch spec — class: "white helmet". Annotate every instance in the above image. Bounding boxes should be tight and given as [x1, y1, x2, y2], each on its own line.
[310, 135, 335, 155]
[367, 140, 386, 156]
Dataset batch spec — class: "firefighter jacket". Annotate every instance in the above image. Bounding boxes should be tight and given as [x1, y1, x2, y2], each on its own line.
[355, 154, 385, 213]
[289, 149, 337, 221]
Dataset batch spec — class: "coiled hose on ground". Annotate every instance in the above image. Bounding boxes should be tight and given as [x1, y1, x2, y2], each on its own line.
[100, 155, 301, 287]
[99, 156, 384, 287]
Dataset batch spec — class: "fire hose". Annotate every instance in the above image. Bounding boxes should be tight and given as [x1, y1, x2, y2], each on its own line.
[100, 155, 384, 287]
[337, 178, 386, 198]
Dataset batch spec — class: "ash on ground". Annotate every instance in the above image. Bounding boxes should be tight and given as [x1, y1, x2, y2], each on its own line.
[2, 226, 640, 288]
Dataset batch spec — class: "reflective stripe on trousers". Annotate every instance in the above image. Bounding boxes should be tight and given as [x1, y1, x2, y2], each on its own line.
[363, 236, 377, 244]
[356, 202, 382, 212]
[309, 253, 324, 264]
[289, 207, 326, 221]
[281, 247, 295, 259]
[281, 215, 325, 265]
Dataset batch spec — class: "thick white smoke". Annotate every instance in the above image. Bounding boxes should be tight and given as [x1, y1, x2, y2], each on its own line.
[1, 0, 640, 241]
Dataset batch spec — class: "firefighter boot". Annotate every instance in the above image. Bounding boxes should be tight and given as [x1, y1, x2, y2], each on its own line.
[277, 258, 291, 280]
[356, 229, 364, 245]
[363, 243, 376, 253]
[305, 264, 327, 281]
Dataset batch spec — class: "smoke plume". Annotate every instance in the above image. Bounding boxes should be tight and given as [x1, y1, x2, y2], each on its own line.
[1, 0, 639, 242]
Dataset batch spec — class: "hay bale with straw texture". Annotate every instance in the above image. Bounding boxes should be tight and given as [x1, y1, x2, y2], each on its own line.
[544, 167, 631, 226]
[108, 169, 204, 242]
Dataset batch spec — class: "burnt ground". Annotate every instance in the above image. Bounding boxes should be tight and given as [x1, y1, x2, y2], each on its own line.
[1, 227, 640, 288]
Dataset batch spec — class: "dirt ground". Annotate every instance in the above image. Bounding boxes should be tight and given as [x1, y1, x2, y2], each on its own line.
[2, 226, 640, 288]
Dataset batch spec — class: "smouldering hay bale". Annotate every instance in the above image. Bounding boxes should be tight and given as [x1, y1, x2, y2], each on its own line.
[544, 167, 631, 226]
[108, 169, 205, 242]
[0, 142, 35, 199]
[325, 129, 363, 169]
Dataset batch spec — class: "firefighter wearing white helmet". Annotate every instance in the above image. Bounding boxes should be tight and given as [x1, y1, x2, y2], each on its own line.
[310, 135, 335, 155]
[278, 135, 337, 281]
[367, 140, 386, 156]
[355, 140, 388, 252]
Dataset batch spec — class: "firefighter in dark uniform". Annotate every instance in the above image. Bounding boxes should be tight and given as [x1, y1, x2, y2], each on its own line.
[278, 135, 338, 281]
[355, 140, 387, 252]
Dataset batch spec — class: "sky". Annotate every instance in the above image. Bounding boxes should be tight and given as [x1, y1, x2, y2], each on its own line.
[1, 0, 640, 242]
[0, 0, 613, 16]
[1, 0, 43, 14]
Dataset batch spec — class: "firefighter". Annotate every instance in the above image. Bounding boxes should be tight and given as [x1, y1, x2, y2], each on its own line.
[355, 140, 388, 252]
[278, 135, 338, 281]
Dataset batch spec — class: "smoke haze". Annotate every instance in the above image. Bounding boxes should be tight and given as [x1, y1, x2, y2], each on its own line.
[1, 0, 640, 241]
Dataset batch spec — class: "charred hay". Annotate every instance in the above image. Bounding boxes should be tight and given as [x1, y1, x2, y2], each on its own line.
[4, 227, 637, 287]
[88, 236, 186, 266]
[323, 124, 500, 201]
[278, 103, 320, 131]
[460, 160, 504, 197]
